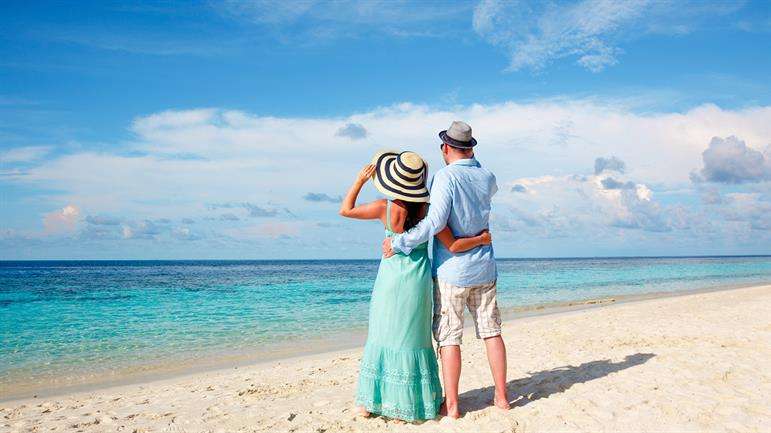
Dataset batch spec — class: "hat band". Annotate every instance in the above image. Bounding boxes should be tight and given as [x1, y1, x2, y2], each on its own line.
[440, 130, 475, 148]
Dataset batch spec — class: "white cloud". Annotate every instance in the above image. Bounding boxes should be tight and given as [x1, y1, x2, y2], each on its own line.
[594, 156, 626, 174]
[216, 0, 471, 42]
[692, 136, 770, 184]
[3, 99, 770, 255]
[335, 123, 368, 140]
[0, 146, 51, 163]
[42, 204, 80, 235]
[472, 0, 743, 72]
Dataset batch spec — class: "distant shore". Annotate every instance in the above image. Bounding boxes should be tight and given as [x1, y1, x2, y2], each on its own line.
[2, 284, 770, 433]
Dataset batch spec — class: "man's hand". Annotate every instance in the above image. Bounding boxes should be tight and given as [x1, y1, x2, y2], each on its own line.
[382, 237, 395, 258]
[478, 229, 492, 245]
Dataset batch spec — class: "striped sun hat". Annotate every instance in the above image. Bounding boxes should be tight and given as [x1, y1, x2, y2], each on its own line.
[371, 150, 430, 203]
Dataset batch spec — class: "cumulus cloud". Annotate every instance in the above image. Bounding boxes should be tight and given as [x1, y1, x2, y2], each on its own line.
[472, 0, 742, 72]
[609, 188, 674, 232]
[692, 136, 770, 184]
[335, 123, 367, 140]
[594, 156, 626, 174]
[700, 187, 728, 205]
[303, 192, 342, 203]
[4, 99, 771, 256]
[600, 177, 635, 190]
[498, 159, 681, 237]
[80, 223, 120, 240]
[42, 205, 80, 235]
[85, 215, 121, 225]
[715, 192, 771, 231]
[172, 227, 201, 240]
[122, 220, 165, 239]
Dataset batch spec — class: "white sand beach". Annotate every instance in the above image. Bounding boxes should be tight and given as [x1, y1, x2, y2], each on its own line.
[2, 284, 770, 433]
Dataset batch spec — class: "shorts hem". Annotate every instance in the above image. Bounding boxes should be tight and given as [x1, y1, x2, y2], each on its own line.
[476, 330, 502, 339]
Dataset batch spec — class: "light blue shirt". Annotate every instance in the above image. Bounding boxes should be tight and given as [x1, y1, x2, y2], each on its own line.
[391, 158, 498, 286]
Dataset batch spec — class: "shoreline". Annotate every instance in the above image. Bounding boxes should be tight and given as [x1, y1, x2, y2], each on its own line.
[2, 284, 769, 432]
[2, 280, 767, 403]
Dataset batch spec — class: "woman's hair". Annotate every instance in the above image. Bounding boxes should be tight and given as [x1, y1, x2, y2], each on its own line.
[402, 201, 426, 231]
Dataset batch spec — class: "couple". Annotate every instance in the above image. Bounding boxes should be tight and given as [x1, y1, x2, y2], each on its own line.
[339, 121, 509, 421]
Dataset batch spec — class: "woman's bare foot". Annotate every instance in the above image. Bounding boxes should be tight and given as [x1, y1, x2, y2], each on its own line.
[354, 406, 371, 418]
[439, 401, 461, 419]
[493, 396, 511, 410]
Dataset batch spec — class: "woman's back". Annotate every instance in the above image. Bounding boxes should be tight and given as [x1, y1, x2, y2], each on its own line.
[384, 199, 426, 233]
[383, 201, 428, 253]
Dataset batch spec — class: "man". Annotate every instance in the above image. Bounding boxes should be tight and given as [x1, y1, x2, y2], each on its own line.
[383, 121, 509, 418]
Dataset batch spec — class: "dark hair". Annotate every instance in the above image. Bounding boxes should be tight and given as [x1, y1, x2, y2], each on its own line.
[448, 145, 474, 158]
[403, 201, 426, 231]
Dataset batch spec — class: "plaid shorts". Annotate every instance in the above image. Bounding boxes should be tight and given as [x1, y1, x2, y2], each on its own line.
[432, 278, 502, 347]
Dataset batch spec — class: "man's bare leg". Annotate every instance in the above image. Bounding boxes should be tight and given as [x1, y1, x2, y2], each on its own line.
[484, 335, 510, 409]
[439, 345, 461, 418]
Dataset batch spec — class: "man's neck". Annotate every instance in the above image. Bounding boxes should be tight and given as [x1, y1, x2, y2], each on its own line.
[446, 154, 474, 165]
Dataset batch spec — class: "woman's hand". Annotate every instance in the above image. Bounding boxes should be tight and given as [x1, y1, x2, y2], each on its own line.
[339, 163, 380, 219]
[356, 164, 375, 184]
[478, 229, 492, 245]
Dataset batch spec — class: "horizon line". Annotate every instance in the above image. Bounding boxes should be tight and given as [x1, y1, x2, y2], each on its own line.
[2, 254, 770, 263]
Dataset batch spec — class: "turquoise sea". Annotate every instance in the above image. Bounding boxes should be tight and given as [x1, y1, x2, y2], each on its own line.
[2, 257, 770, 399]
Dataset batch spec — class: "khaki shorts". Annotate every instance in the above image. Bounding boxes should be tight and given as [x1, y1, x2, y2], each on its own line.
[432, 278, 502, 347]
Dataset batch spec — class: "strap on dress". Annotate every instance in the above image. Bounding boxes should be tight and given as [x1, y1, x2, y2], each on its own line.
[385, 200, 393, 233]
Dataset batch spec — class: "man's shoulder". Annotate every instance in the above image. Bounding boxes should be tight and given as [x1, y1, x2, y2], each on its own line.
[432, 165, 456, 182]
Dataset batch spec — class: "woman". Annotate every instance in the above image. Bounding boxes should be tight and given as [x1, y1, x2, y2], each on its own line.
[339, 151, 492, 421]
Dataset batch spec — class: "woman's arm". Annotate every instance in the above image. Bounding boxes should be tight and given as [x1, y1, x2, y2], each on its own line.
[435, 227, 491, 253]
[339, 164, 384, 220]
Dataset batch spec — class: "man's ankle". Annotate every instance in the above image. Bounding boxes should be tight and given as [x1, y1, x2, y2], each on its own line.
[441, 400, 460, 418]
[494, 393, 510, 408]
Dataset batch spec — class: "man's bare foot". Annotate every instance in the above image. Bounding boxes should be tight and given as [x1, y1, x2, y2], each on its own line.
[354, 406, 371, 418]
[493, 396, 510, 411]
[439, 401, 460, 419]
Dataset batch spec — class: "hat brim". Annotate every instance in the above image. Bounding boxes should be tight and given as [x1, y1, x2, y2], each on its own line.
[439, 130, 477, 149]
[370, 151, 430, 203]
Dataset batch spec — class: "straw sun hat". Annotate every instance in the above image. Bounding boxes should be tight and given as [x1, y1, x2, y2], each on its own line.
[371, 150, 429, 203]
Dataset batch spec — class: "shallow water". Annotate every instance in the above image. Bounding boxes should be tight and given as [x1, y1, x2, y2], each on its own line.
[2, 256, 770, 396]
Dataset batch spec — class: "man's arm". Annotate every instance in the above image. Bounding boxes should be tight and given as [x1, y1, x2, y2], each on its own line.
[386, 172, 453, 256]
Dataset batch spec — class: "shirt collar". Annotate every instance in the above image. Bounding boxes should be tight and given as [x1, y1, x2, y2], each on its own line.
[451, 158, 480, 167]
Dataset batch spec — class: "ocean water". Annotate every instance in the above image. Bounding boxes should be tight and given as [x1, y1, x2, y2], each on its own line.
[2, 257, 770, 397]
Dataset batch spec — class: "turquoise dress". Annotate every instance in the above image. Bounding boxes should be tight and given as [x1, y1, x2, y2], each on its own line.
[355, 201, 443, 421]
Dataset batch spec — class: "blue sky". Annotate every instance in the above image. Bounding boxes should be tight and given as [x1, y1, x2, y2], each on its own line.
[1, 0, 770, 259]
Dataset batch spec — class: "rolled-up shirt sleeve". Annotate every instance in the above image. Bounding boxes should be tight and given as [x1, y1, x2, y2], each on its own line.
[391, 171, 453, 255]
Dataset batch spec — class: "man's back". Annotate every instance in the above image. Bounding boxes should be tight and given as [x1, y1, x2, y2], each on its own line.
[431, 158, 497, 286]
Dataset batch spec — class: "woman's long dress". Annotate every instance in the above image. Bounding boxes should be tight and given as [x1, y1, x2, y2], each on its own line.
[354, 201, 443, 421]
